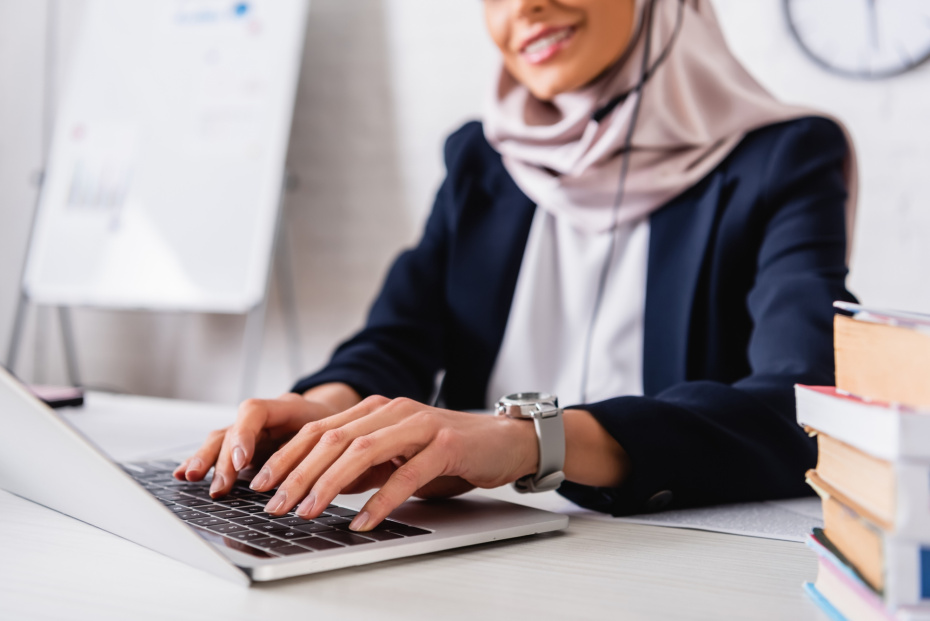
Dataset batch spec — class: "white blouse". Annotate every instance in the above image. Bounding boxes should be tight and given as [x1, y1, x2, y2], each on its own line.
[485, 209, 650, 408]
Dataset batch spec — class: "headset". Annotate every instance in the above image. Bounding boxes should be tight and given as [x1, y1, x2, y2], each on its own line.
[577, 0, 686, 404]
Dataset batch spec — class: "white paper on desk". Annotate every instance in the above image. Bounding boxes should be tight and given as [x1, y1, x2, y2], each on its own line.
[612, 497, 823, 543]
[475, 486, 822, 543]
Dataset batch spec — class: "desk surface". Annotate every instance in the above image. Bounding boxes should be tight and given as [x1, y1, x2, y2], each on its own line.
[0, 392, 825, 621]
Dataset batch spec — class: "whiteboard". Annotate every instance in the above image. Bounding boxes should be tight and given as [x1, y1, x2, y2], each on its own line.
[23, 0, 308, 313]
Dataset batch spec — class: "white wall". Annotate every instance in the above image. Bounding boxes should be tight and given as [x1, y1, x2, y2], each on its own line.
[0, 0, 927, 404]
[713, 0, 930, 314]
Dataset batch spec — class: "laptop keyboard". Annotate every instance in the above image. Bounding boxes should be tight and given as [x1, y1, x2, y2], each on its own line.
[122, 461, 432, 559]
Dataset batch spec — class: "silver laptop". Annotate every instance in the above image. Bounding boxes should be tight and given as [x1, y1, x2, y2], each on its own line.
[0, 368, 568, 585]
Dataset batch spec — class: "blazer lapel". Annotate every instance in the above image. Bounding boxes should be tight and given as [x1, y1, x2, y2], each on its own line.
[643, 173, 723, 396]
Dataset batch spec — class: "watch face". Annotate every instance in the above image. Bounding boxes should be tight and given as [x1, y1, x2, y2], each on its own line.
[784, 0, 930, 79]
[497, 393, 560, 418]
[503, 392, 553, 405]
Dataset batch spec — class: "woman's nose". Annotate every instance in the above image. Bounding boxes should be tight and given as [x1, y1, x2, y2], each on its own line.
[513, 0, 549, 18]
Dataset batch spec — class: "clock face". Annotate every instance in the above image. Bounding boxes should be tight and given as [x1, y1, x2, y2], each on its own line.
[784, 0, 930, 79]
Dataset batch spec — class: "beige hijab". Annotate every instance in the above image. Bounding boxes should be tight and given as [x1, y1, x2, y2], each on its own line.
[484, 0, 857, 247]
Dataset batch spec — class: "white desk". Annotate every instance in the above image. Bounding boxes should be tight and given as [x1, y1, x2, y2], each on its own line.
[0, 392, 825, 620]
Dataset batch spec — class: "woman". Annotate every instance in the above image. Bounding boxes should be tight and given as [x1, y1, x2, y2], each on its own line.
[175, 0, 856, 533]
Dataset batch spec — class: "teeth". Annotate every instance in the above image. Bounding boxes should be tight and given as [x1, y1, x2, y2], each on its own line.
[524, 29, 571, 55]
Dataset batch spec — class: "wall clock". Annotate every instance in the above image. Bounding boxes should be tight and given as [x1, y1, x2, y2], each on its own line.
[784, 0, 930, 79]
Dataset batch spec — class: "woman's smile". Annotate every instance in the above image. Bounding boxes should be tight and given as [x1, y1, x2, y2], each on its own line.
[484, 0, 635, 101]
[519, 25, 577, 65]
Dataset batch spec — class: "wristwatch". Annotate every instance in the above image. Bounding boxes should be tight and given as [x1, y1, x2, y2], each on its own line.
[495, 392, 565, 493]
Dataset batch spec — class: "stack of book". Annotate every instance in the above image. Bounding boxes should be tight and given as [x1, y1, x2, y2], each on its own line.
[796, 302, 930, 621]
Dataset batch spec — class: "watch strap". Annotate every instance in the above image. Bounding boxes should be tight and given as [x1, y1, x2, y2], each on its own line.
[513, 410, 565, 494]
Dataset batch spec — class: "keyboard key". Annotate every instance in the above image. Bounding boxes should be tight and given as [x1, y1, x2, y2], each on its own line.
[182, 490, 214, 500]
[324, 506, 358, 518]
[216, 499, 253, 508]
[318, 531, 375, 546]
[331, 521, 358, 531]
[238, 505, 266, 514]
[214, 510, 248, 519]
[152, 490, 186, 500]
[277, 530, 310, 540]
[291, 523, 336, 534]
[161, 481, 192, 489]
[175, 483, 208, 492]
[237, 493, 271, 502]
[167, 504, 188, 513]
[314, 516, 350, 526]
[208, 523, 248, 535]
[386, 524, 432, 537]
[230, 516, 269, 526]
[175, 498, 213, 507]
[196, 504, 231, 514]
[229, 530, 267, 542]
[177, 511, 204, 521]
[272, 545, 313, 557]
[277, 516, 316, 527]
[190, 517, 227, 528]
[358, 530, 403, 541]
[256, 512, 294, 521]
[254, 524, 290, 536]
[249, 537, 293, 549]
[135, 471, 168, 480]
[296, 537, 345, 551]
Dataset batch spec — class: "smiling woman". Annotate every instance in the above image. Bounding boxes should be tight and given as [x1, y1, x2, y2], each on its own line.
[176, 0, 857, 533]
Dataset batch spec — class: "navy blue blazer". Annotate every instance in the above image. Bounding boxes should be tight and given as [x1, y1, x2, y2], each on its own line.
[294, 116, 855, 516]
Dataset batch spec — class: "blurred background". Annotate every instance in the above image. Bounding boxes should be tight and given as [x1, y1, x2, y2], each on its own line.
[1, 0, 928, 404]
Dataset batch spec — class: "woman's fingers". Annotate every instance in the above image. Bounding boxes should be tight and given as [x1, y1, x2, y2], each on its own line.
[350, 446, 448, 531]
[250, 394, 392, 495]
[211, 395, 321, 497]
[210, 439, 237, 497]
[260, 397, 428, 513]
[225, 394, 320, 473]
[240, 396, 512, 530]
[173, 428, 226, 481]
[173, 393, 333, 493]
[287, 412, 441, 518]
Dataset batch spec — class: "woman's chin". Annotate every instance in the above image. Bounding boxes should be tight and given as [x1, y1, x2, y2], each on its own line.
[517, 62, 597, 102]
[524, 79, 579, 103]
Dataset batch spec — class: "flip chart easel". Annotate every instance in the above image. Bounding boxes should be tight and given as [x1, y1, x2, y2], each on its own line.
[7, 0, 310, 400]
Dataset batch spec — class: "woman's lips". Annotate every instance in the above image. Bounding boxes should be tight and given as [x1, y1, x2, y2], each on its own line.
[520, 26, 576, 65]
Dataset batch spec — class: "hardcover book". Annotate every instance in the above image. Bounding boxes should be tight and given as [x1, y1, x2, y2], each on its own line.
[834, 302, 930, 411]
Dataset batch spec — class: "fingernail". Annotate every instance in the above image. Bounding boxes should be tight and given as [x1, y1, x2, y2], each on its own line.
[265, 489, 287, 514]
[209, 472, 226, 497]
[349, 511, 370, 532]
[187, 457, 204, 477]
[296, 490, 317, 517]
[249, 467, 270, 490]
[231, 447, 246, 471]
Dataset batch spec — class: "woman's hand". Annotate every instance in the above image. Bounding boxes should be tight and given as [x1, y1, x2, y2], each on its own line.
[172, 393, 341, 496]
[248, 396, 540, 532]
